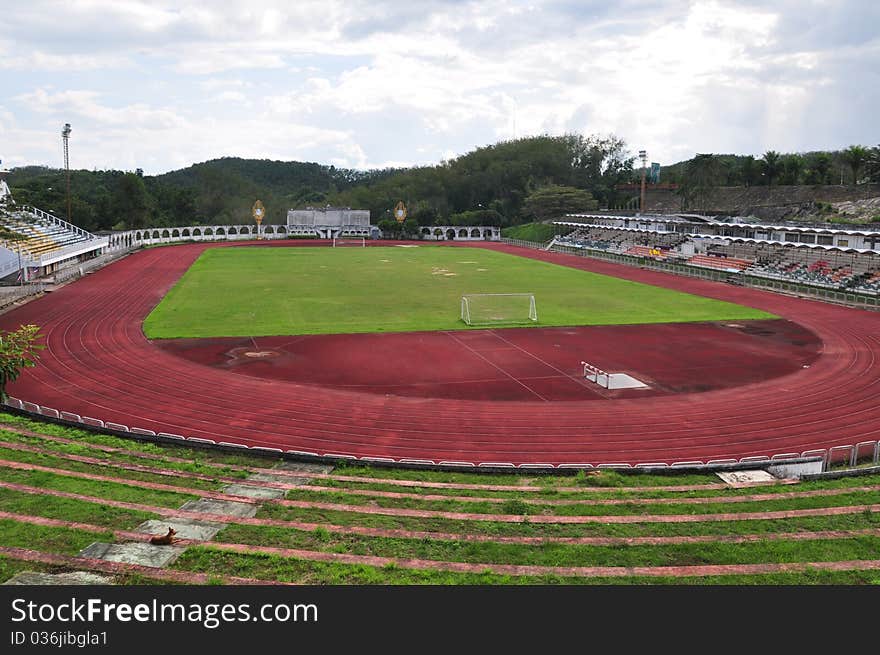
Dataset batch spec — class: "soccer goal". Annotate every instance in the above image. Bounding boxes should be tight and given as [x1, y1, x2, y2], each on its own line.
[332, 236, 366, 247]
[460, 293, 537, 326]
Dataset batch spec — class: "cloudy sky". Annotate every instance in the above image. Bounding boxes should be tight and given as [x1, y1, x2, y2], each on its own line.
[1, 0, 877, 175]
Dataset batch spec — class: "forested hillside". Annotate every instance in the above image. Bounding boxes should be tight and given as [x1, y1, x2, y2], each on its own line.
[7, 137, 878, 233]
[6, 134, 632, 232]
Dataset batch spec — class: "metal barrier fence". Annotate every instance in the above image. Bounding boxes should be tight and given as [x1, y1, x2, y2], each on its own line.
[501, 238, 548, 250]
[0, 284, 46, 311]
[52, 248, 136, 285]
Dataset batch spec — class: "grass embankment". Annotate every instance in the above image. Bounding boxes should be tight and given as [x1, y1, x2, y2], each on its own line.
[1, 413, 879, 585]
[501, 222, 559, 243]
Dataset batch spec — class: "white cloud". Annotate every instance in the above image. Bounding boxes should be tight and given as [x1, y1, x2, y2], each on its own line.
[0, 0, 876, 173]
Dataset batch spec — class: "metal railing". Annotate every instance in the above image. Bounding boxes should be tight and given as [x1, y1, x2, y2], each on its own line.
[22, 205, 92, 238]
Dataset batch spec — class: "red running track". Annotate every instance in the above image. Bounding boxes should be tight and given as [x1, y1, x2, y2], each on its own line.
[3, 240, 880, 465]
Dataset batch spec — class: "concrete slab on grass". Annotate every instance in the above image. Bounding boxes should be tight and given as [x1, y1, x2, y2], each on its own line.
[248, 472, 309, 485]
[4, 571, 114, 585]
[275, 461, 334, 475]
[79, 542, 184, 568]
[135, 518, 224, 541]
[180, 498, 258, 518]
[222, 483, 286, 500]
[716, 470, 777, 485]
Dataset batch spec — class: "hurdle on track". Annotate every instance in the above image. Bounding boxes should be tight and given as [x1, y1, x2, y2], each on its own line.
[581, 361, 610, 388]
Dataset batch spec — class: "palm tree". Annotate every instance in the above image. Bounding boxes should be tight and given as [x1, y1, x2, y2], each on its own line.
[760, 151, 781, 186]
[866, 145, 880, 184]
[842, 145, 869, 184]
[780, 154, 805, 185]
[682, 154, 722, 210]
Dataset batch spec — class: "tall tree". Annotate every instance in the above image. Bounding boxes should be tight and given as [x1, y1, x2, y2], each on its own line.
[563, 133, 634, 207]
[760, 151, 782, 186]
[523, 185, 598, 221]
[680, 154, 722, 211]
[779, 154, 805, 185]
[865, 145, 880, 184]
[112, 173, 151, 229]
[805, 152, 833, 185]
[738, 155, 760, 187]
[842, 145, 870, 184]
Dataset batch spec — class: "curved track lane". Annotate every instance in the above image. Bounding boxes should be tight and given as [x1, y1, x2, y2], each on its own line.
[3, 240, 880, 465]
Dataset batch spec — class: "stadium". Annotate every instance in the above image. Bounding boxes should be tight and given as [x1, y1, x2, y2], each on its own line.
[2, 174, 880, 587]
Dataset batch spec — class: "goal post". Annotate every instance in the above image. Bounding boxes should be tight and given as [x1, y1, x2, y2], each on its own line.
[332, 236, 366, 247]
[460, 293, 537, 326]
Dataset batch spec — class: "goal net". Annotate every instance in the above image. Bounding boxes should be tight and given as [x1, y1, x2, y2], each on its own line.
[333, 236, 366, 247]
[460, 293, 537, 326]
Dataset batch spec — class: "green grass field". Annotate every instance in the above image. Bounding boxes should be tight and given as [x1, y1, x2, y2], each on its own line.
[142, 245, 774, 338]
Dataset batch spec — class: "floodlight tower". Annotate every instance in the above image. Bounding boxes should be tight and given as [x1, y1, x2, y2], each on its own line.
[62, 123, 72, 223]
[638, 149, 648, 215]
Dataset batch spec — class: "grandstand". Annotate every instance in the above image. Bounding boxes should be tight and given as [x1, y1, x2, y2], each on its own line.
[551, 216, 880, 296]
[0, 168, 106, 282]
[286, 206, 375, 239]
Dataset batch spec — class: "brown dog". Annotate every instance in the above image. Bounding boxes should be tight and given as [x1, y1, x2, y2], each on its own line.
[149, 527, 177, 545]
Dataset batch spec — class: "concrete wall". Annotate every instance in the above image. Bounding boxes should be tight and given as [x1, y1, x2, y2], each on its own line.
[105, 225, 288, 251]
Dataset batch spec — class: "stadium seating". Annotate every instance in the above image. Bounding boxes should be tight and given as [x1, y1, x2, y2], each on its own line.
[0, 206, 94, 260]
[625, 245, 667, 258]
[687, 254, 753, 271]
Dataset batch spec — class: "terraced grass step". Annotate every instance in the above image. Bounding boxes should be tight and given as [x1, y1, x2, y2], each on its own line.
[175, 542, 880, 580]
[6, 507, 880, 550]
[5, 458, 880, 523]
[0, 428, 255, 479]
[0, 471, 196, 510]
[0, 421, 769, 494]
[0, 459, 260, 505]
[7, 479, 880, 541]
[0, 546, 280, 585]
[8, 510, 880, 579]
[0, 439, 847, 504]
[3, 437, 799, 501]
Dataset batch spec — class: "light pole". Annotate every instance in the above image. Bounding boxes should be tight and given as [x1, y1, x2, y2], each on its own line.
[639, 150, 648, 215]
[62, 123, 72, 223]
